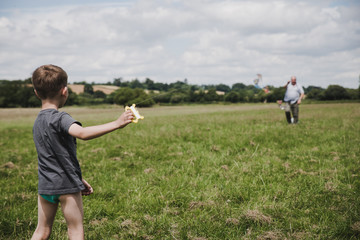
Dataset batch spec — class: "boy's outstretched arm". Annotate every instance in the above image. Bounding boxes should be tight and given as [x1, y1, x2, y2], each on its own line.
[68, 110, 133, 140]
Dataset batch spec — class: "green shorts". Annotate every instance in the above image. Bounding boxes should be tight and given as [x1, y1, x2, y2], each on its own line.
[40, 194, 61, 204]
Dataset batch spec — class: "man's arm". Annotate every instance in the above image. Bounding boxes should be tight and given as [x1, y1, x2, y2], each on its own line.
[68, 110, 133, 140]
[284, 81, 290, 88]
[297, 92, 305, 104]
[297, 85, 305, 104]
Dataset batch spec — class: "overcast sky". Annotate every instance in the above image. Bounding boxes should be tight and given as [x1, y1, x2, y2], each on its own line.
[0, 0, 359, 88]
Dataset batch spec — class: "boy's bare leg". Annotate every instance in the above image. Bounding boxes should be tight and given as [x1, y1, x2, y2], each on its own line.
[59, 192, 84, 240]
[31, 195, 58, 240]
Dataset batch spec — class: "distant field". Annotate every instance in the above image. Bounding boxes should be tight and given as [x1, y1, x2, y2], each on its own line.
[68, 84, 120, 94]
[1, 103, 359, 239]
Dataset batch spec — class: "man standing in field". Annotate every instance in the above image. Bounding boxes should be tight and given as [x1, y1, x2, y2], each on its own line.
[283, 76, 305, 124]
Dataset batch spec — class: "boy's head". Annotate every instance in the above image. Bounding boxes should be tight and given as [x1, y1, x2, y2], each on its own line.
[32, 64, 68, 100]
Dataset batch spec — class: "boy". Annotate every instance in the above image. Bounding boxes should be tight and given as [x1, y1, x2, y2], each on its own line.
[31, 64, 134, 240]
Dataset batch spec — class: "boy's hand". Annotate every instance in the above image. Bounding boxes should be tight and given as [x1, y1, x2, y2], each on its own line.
[116, 110, 134, 128]
[81, 179, 93, 196]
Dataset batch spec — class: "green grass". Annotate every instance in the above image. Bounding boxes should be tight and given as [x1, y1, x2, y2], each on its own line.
[1, 103, 360, 239]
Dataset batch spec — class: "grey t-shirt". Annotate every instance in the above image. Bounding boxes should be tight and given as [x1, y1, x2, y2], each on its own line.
[33, 109, 85, 195]
[284, 83, 304, 104]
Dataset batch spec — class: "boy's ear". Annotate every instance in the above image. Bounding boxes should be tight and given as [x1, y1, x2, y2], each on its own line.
[34, 89, 40, 99]
[61, 86, 68, 96]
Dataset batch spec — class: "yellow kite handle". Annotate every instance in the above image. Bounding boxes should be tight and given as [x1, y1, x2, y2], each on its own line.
[125, 104, 144, 123]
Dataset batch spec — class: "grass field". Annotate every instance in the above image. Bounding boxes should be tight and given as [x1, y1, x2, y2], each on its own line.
[1, 103, 360, 239]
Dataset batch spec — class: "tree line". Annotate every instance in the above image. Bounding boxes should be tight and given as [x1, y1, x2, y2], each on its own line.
[0, 78, 359, 108]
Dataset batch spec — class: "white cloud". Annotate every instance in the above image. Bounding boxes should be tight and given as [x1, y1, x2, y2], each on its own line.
[0, 0, 359, 88]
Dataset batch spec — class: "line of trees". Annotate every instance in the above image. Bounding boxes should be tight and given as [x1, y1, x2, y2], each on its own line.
[0, 78, 359, 108]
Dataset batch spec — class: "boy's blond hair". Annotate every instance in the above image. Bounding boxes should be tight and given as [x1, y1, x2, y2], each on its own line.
[32, 64, 68, 99]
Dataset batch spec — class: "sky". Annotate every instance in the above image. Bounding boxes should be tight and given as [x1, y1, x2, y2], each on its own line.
[0, 0, 359, 89]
